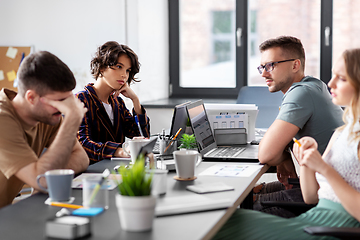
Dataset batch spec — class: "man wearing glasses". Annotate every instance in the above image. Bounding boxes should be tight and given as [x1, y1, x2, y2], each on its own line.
[254, 36, 343, 217]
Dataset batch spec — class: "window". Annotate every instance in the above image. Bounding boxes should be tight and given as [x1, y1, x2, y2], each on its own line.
[171, 0, 240, 98]
[169, 0, 333, 98]
[212, 11, 234, 64]
[333, 0, 360, 66]
[248, 0, 321, 86]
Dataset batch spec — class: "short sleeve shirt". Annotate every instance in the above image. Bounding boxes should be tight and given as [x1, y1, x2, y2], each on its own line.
[277, 76, 343, 154]
[0, 89, 61, 207]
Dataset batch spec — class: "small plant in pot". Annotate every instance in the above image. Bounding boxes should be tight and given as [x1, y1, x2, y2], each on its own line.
[114, 153, 156, 232]
[178, 133, 197, 150]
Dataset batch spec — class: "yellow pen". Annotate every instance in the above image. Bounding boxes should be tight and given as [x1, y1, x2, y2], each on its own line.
[293, 137, 301, 147]
[50, 202, 83, 209]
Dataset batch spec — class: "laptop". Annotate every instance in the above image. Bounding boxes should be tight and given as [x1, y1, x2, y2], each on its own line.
[186, 100, 259, 162]
[153, 101, 191, 156]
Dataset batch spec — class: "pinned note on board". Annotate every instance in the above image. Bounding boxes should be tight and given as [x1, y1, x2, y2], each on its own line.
[7, 70, 16, 81]
[0, 46, 31, 91]
[0, 70, 4, 81]
[5, 47, 18, 59]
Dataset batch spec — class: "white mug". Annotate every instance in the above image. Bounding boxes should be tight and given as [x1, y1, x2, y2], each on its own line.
[146, 169, 169, 195]
[122, 138, 150, 163]
[173, 150, 202, 179]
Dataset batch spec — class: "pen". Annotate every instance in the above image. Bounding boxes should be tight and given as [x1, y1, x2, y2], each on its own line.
[164, 128, 182, 153]
[50, 202, 83, 209]
[161, 128, 166, 140]
[134, 115, 144, 137]
[89, 169, 110, 205]
[293, 137, 301, 147]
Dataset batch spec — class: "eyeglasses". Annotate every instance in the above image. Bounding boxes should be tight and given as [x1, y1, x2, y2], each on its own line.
[257, 59, 296, 74]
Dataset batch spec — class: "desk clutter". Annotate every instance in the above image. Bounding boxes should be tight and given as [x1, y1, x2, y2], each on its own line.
[5, 159, 267, 240]
[39, 99, 262, 237]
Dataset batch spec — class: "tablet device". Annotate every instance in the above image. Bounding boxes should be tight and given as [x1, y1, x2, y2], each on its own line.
[138, 137, 158, 157]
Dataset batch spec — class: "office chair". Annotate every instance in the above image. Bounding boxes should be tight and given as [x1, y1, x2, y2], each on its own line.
[236, 86, 283, 129]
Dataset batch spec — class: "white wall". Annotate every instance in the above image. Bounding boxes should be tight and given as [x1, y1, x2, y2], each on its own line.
[0, 0, 168, 103]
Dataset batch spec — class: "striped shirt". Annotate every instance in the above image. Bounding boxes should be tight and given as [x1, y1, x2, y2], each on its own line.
[76, 84, 150, 164]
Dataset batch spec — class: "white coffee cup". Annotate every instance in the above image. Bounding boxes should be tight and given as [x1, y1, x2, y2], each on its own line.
[173, 150, 202, 179]
[122, 138, 150, 164]
[146, 169, 169, 195]
[36, 169, 74, 202]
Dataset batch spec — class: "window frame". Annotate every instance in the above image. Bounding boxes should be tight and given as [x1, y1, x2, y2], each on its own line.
[169, 0, 333, 99]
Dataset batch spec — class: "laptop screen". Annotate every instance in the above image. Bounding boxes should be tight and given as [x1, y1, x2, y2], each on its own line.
[170, 101, 191, 137]
[186, 100, 215, 152]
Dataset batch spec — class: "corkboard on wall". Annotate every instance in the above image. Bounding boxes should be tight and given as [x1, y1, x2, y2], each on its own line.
[0, 46, 32, 92]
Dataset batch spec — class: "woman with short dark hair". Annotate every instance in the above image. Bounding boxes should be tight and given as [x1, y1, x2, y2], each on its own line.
[76, 41, 150, 164]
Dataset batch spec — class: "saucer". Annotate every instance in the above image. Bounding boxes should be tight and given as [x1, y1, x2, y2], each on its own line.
[45, 197, 75, 205]
[173, 176, 197, 181]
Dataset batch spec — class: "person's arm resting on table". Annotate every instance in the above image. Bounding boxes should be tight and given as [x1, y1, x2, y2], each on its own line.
[258, 119, 299, 165]
[15, 94, 89, 191]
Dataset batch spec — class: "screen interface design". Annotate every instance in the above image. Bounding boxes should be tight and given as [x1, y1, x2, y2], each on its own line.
[187, 103, 215, 150]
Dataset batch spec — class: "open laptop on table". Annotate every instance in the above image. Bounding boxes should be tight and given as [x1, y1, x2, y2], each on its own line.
[153, 101, 191, 154]
[186, 100, 259, 162]
[155, 102, 192, 170]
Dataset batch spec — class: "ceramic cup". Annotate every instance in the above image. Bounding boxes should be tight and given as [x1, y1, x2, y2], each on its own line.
[36, 169, 74, 202]
[122, 138, 150, 164]
[173, 150, 202, 179]
[146, 169, 169, 195]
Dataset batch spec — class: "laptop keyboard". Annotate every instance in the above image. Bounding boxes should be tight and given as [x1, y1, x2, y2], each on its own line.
[152, 141, 160, 154]
[207, 147, 245, 158]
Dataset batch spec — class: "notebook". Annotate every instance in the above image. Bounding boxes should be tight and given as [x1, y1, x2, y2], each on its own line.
[155, 195, 232, 217]
[186, 100, 259, 162]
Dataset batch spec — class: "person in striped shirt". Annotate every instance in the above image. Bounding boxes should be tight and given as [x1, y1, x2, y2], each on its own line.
[76, 41, 150, 164]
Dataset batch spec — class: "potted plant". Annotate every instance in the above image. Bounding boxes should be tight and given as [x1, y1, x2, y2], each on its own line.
[178, 133, 197, 150]
[114, 153, 156, 232]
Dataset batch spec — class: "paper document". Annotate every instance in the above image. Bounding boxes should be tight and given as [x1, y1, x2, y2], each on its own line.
[72, 173, 121, 189]
[199, 164, 263, 177]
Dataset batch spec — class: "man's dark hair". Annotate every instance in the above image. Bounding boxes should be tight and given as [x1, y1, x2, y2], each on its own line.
[259, 36, 306, 71]
[90, 41, 140, 84]
[17, 51, 76, 96]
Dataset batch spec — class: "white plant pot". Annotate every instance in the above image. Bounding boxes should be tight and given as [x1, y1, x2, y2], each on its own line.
[115, 194, 156, 232]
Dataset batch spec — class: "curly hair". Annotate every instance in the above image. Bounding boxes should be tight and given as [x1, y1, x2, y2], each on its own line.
[90, 41, 140, 85]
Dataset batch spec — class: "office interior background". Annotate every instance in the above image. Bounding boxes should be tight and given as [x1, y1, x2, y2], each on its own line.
[1, 0, 359, 131]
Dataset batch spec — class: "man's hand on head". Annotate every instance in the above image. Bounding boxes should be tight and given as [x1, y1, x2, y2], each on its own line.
[40, 94, 87, 124]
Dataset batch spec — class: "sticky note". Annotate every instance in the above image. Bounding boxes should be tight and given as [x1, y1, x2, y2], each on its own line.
[72, 207, 104, 216]
[7, 70, 16, 81]
[6, 47, 18, 59]
[0, 70, 4, 81]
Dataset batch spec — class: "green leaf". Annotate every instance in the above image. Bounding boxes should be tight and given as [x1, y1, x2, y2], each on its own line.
[115, 155, 152, 196]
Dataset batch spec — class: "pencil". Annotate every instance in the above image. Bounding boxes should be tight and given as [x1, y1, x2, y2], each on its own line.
[50, 202, 83, 209]
[293, 137, 301, 147]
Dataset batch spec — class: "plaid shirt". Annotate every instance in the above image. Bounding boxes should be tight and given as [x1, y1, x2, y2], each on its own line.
[76, 84, 150, 164]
